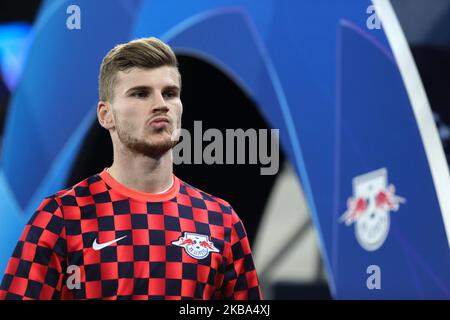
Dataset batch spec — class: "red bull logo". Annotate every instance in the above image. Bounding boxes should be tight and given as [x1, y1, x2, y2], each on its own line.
[172, 232, 219, 259]
[340, 168, 406, 251]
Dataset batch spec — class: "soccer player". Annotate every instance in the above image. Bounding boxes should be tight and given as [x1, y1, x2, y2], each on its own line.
[0, 37, 261, 300]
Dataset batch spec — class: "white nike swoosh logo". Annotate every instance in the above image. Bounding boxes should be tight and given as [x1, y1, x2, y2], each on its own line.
[92, 236, 127, 251]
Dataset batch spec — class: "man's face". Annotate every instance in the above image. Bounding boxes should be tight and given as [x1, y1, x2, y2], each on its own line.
[109, 66, 182, 158]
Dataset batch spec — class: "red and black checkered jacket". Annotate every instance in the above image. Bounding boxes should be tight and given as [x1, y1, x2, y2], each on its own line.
[0, 169, 261, 300]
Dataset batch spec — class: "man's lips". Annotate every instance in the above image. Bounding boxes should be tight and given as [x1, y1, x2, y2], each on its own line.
[148, 116, 170, 129]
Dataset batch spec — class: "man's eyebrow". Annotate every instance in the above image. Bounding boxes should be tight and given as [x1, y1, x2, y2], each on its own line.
[163, 85, 180, 92]
[125, 85, 152, 95]
[125, 85, 180, 95]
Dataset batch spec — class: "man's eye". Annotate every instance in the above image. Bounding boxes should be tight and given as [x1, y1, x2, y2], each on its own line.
[163, 90, 177, 98]
[131, 91, 149, 98]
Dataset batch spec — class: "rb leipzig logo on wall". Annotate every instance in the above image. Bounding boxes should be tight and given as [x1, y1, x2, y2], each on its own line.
[340, 168, 406, 251]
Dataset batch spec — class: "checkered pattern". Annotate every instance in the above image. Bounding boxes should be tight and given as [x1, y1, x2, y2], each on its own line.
[0, 170, 261, 300]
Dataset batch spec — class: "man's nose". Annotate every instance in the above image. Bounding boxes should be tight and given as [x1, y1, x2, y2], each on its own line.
[151, 92, 169, 112]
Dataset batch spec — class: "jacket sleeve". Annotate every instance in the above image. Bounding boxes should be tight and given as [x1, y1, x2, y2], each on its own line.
[0, 196, 67, 300]
[220, 208, 262, 300]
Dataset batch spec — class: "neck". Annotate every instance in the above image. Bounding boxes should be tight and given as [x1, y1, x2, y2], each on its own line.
[108, 148, 174, 194]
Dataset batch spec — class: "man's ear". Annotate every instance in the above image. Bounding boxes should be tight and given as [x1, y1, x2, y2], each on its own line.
[97, 101, 115, 130]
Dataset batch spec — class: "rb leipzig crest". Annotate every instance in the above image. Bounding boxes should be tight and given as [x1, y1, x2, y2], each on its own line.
[172, 232, 219, 259]
[340, 168, 406, 251]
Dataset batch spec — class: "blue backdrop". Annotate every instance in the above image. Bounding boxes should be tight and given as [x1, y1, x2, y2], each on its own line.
[0, 0, 449, 299]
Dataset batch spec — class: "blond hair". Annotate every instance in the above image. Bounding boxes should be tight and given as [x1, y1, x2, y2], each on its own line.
[99, 37, 179, 102]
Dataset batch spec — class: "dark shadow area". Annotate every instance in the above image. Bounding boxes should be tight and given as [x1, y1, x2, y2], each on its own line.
[0, 0, 42, 23]
[412, 46, 450, 164]
[412, 47, 450, 120]
[0, 75, 9, 137]
[273, 282, 332, 300]
[66, 120, 113, 186]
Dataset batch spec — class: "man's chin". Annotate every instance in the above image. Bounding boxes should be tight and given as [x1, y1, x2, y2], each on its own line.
[117, 128, 178, 158]
[130, 139, 177, 158]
